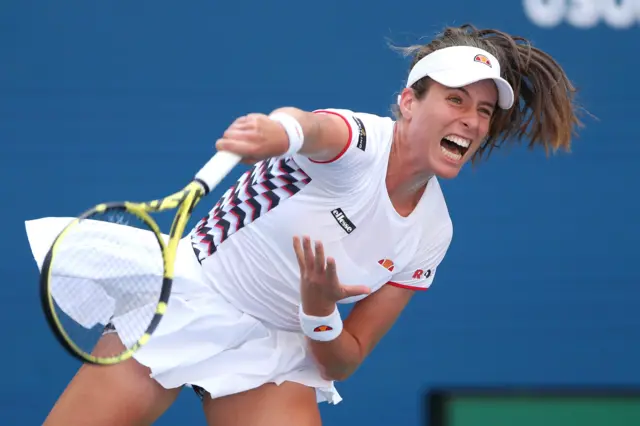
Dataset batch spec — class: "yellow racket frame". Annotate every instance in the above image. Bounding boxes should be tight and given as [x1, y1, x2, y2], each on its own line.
[39, 181, 206, 365]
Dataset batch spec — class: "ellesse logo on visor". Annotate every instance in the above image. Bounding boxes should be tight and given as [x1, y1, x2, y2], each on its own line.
[474, 54, 492, 68]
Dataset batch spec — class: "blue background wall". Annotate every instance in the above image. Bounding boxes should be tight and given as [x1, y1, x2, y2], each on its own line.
[1, 1, 638, 425]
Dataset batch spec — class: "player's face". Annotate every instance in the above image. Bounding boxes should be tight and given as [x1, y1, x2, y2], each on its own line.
[407, 79, 498, 179]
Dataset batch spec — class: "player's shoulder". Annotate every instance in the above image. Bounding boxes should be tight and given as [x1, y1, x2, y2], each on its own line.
[314, 108, 395, 139]
[314, 107, 392, 122]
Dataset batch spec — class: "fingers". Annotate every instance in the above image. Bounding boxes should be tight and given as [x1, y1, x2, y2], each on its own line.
[216, 113, 290, 160]
[222, 114, 266, 139]
[215, 138, 258, 157]
[292, 236, 306, 274]
[215, 114, 263, 156]
[302, 236, 316, 272]
[314, 240, 325, 273]
[227, 114, 261, 130]
[223, 126, 257, 140]
[325, 256, 337, 281]
[292, 236, 328, 275]
[228, 115, 251, 128]
[293, 236, 370, 304]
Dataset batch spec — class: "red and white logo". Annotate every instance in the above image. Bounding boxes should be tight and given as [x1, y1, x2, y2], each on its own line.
[474, 54, 492, 68]
[378, 258, 395, 272]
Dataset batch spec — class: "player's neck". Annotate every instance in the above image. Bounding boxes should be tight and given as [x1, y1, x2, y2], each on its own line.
[385, 123, 432, 214]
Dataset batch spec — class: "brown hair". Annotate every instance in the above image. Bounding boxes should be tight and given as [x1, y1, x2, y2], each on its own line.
[392, 24, 585, 161]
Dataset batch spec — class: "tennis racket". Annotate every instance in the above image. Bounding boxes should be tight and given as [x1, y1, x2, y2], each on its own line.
[39, 150, 242, 365]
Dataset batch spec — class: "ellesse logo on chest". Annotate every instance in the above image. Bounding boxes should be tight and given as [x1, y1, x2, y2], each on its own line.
[331, 208, 356, 234]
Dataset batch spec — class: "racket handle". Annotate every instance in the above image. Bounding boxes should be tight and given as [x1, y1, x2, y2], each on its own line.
[194, 151, 242, 194]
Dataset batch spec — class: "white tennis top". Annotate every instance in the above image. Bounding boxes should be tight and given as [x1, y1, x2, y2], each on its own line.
[190, 109, 453, 331]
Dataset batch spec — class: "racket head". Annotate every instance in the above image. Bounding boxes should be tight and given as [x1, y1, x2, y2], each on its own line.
[39, 202, 171, 365]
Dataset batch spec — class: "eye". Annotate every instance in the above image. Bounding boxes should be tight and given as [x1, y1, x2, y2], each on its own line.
[447, 96, 462, 105]
[478, 107, 493, 117]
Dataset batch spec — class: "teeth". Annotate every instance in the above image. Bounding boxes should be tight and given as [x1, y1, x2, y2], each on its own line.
[441, 145, 462, 161]
[444, 135, 471, 148]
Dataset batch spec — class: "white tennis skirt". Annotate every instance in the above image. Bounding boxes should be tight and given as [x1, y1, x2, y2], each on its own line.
[25, 217, 342, 404]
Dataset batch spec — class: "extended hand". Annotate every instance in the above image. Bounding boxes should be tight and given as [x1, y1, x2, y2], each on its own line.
[215, 114, 290, 164]
[293, 236, 371, 316]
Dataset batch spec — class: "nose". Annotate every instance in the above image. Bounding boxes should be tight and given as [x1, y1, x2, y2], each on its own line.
[460, 112, 480, 131]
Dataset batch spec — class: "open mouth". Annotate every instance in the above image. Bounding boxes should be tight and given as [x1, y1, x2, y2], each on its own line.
[440, 135, 470, 162]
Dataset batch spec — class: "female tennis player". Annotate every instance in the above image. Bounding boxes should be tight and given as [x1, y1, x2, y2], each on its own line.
[26, 25, 581, 425]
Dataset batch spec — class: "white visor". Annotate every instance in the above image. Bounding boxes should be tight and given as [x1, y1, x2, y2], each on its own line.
[404, 46, 514, 110]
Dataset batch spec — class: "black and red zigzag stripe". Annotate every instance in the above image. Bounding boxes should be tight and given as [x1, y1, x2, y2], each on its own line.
[191, 156, 311, 261]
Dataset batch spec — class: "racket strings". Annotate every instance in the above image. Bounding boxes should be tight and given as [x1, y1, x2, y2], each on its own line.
[48, 210, 164, 357]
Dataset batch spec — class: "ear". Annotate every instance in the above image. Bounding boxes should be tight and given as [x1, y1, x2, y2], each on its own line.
[398, 88, 415, 120]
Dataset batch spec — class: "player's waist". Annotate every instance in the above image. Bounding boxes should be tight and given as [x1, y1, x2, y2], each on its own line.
[208, 281, 301, 332]
[193, 248, 302, 332]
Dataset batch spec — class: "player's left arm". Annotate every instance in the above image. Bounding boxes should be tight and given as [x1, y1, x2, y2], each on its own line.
[307, 284, 414, 381]
[306, 224, 453, 381]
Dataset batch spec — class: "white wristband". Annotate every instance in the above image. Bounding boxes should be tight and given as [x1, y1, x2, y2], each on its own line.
[269, 112, 304, 156]
[299, 305, 343, 342]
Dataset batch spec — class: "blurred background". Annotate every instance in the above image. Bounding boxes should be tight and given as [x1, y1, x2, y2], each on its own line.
[1, 0, 638, 425]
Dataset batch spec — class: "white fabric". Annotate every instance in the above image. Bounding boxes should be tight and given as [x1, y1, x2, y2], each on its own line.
[404, 46, 514, 109]
[25, 217, 341, 404]
[26, 108, 453, 406]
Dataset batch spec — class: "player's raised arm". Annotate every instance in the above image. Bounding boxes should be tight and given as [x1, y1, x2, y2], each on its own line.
[215, 107, 350, 164]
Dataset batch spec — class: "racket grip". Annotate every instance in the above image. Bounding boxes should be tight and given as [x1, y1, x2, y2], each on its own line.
[194, 151, 242, 194]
